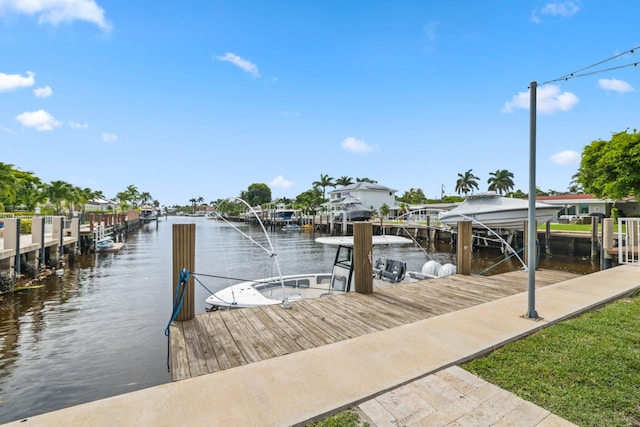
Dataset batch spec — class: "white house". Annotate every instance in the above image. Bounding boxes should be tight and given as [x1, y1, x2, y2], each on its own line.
[85, 197, 119, 212]
[326, 182, 398, 216]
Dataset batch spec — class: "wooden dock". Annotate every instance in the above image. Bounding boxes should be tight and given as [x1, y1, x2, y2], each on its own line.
[169, 269, 580, 381]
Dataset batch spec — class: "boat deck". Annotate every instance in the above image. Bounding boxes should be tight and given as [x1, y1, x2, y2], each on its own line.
[169, 269, 580, 381]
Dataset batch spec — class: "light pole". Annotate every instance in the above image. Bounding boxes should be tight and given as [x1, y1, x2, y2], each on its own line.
[527, 81, 538, 319]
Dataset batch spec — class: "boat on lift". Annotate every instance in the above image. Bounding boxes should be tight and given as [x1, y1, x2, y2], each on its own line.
[438, 192, 561, 229]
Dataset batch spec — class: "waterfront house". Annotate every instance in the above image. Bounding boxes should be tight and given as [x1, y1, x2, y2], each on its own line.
[327, 182, 399, 217]
[536, 194, 640, 220]
[85, 197, 118, 212]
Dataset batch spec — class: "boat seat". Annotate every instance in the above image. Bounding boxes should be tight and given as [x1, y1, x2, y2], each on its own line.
[380, 259, 406, 283]
[331, 275, 347, 291]
[298, 279, 310, 288]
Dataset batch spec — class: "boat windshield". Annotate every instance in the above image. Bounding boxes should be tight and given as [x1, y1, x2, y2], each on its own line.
[334, 245, 353, 267]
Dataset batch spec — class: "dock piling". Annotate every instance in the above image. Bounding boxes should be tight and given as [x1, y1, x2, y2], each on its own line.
[456, 221, 472, 275]
[353, 222, 373, 294]
[172, 223, 195, 321]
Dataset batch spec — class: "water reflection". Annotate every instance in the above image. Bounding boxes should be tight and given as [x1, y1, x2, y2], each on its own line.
[0, 217, 599, 423]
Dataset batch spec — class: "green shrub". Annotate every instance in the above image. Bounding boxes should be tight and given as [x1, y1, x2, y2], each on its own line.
[19, 218, 32, 234]
[23, 262, 38, 279]
[611, 207, 619, 223]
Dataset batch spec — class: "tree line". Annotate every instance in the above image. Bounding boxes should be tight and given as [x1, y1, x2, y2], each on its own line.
[4, 129, 637, 215]
[0, 162, 157, 214]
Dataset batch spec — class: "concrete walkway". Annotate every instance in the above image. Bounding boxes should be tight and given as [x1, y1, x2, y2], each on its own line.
[5, 265, 639, 426]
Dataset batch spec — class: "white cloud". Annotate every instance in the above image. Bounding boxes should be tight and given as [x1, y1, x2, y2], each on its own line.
[102, 132, 117, 142]
[532, 1, 580, 23]
[33, 85, 52, 97]
[502, 84, 578, 114]
[69, 120, 88, 129]
[0, 0, 111, 31]
[341, 136, 374, 153]
[216, 52, 260, 78]
[0, 71, 35, 91]
[15, 109, 61, 131]
[550, 150, 580, 165]
[541, 1, 580, 17]
[270, 175, 294, 190]
[598, 78, 634, 94]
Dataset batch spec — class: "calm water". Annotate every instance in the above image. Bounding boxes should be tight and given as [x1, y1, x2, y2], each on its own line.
[0, 217, 600, 423]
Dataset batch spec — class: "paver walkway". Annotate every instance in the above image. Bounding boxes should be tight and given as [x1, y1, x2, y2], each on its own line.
[358, 366, 577, 426]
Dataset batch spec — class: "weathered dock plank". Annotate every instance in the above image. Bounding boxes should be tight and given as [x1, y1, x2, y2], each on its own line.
[170, 269, 581, 381]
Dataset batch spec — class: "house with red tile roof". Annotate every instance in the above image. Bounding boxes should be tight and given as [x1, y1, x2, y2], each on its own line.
[535, 194, 640, 219]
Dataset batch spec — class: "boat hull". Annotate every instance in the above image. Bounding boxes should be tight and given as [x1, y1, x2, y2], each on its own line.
[438, 195, 561, 229]
[205, 273, 334, 309]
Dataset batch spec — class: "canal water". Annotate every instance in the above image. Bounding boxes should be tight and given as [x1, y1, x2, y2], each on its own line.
[0, 216, 600, 423]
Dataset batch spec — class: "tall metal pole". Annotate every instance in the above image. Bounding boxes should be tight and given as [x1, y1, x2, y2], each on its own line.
[527, 81, 539, 319]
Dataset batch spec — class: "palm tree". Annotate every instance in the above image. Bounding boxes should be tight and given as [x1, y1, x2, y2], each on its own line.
[356, 177, 377, 184]
[312, 174, 335, 201]
[139, 192, 152, 206]
[335, 176, 353, 187]
[73, 187, 98, 213]
[125, 185, 140, 206]
[487, 169, 515, 195]
[46, 180, 74, 214]
[455, 169, 480, 196]
[379, 203, 390, 227]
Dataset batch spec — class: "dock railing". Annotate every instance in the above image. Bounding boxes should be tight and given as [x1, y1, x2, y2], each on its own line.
[617, 217, 640, 266]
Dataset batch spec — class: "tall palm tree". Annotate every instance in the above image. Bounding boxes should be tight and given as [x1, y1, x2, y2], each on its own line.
[125, 185, 140, 206]
[312, 174, 335, 201]
[455, 169, 480, 196]
[487, 169, 515, 195]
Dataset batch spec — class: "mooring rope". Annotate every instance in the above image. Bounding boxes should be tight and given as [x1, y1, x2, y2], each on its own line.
[164, 268, 189, 372]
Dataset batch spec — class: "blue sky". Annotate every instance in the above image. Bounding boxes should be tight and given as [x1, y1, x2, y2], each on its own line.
[1, 1, 639, 207]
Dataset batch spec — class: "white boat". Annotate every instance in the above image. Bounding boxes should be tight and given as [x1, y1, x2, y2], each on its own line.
[274, 209, 295, 220]
[96, 236, 114, 250]
[333, 197, 372, 222]
[205, 209, 416, 310]
[140, 205, 157, 221]
[282, 223, 301, 231]
[438, 192, 561, 229]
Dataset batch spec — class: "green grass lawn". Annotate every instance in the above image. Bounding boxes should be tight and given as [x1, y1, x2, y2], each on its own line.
[463, 293, 640, 426]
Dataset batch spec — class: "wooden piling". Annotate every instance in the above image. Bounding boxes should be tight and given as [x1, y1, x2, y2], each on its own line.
[172, 223, 195, 321]
[602, 218, 614, 269]
[590, 216, 599, 259]
[353, 222, 373, 294]
[456, 221, 472, 275]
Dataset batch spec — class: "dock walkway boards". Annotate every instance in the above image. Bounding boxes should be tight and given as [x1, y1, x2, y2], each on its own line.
[169, 269, 580, 381]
